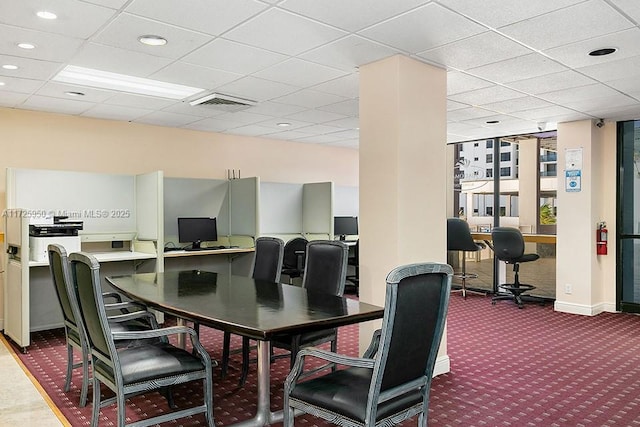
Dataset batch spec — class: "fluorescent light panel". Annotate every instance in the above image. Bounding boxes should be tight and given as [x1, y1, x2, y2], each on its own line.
[52, 65, 204, 100]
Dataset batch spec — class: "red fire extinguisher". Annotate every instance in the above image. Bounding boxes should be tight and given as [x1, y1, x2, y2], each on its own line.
[596, 222, 608, 255]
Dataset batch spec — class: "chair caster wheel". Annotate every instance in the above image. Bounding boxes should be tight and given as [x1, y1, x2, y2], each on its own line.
[491, 301, 496, 305]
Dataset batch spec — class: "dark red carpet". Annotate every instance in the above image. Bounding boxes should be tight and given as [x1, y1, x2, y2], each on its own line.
[9, 294, 640, 426]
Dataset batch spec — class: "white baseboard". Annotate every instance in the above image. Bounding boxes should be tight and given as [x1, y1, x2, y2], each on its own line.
[433, 354, 450, 377]
[554, 300, 612, 316]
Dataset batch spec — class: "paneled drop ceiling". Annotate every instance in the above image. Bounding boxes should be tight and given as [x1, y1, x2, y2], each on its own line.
[1, 0, 639, 149]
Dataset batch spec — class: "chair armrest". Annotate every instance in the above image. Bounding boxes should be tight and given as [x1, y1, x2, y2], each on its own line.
[362, 329, 382, 359]
[105, 301, 147, 312]
[107, 310, 159, 329]
[102, 292, 123, 303]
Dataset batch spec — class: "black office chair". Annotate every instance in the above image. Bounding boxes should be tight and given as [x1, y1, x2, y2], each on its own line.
[281, 237, 308, 284]
[69, 252, 215, 427]
[491, 227, 545, 308]
[447, 218, 486, 298]
[345, 240, 359, 294]
[220, 236, 284, 385]
[283, 262, 453, 427]
[47, 244, 160, 407]
[272, 240, 348, 368]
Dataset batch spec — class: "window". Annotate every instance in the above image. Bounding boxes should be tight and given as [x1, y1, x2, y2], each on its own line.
[486, 169, 493, 178]
[501, 141, 510, 147]
[474, 157, 479, 161]
[500, 152, 511, 162]
[486, 153, 493, 163]
[474, 142, 479, 147]
[486, 206, 493, 216]
[486, 140, 493, 149]
[500, 167, 511, 176]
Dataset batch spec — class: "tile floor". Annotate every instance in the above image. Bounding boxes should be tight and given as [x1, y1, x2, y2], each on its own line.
[0, 336, 65, 426]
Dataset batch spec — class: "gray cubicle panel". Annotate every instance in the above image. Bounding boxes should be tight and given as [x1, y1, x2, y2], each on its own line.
[7, 167, 137, 233]
[136, 171, 163, 241]
[303, 182, 333, 235]
[229, 177, 259, 237]
[334, 185, 359, 217]
[259, 182, 303, 235]
[163, 177, 229, 245]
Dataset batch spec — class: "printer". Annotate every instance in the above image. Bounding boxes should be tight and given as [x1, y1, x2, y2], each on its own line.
[29, 216, 83, 262]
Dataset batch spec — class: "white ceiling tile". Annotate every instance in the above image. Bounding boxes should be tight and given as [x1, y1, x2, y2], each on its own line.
[447, 100, 470, 111]
[480, 96, 557, 113]
[92, 13, 212, 59]
[213, 111, 274, 126]
[68, 43, 172, 77]
[295, 133, 345, 144]
[82, 0, 130, 9]
[184, 117, 231, 132]
[162, 101, 227, 118]
[323, 116, 359, 129]
[0, 91, 30, 107]
[448, 85, 526, 106]
[295, 124, 345, 135]
[125, 0, 268, 36]
[103, 93, 176, 109]
[0, 76, 44, 94]
[609, 0, 640, 23]
[22, 94, 94, 114]
[272, 89, 349, 108]
[606, 76, 640, 93]
[324, 129, 359, 140]
[438, 0, 585, 28]
[317, 99, 358, 116]
[545, 28, 640, 69]
[299, 35, 401, 72]
[0, 25, 84, 63]
[82, 103, 153, 120]
[224, 9, 347, 56]
[35, 81, 116, 102]
[280, 0, 428, 32]
[538, 83, 622, 104]
[0, 55, 62, 80]
[417, 32, 533, 70]
[468, 53, 568, 84]
[254, 118, 314, 130]
[448, 107, 499, 121]
[447, 72, 494, 95]
[590, 104, 640, 121]
[263, 129, 314, 140]
[0, 0, 117, 39]
[514, 105, 585, 121]
[216, 76, 299, 102]
[183, 38, 287, 75]
[150, 62, 241, 91]
[245, 101, 306, 117]
[360, 3, 486, 53]
[500, 0, 635, 51]
[254, 58, 347, 88]
[561, 93, 638, 113]
[134, 111, 201, 127]
[311, 74, 359, 98]
[285, 109, 347, 123]
[577, 54, 640, 81]
[508, 70, 596, 95]
[226, 124, 279, 137]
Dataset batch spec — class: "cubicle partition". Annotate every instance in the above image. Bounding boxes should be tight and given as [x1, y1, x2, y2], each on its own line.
[302, 182, 333, 240]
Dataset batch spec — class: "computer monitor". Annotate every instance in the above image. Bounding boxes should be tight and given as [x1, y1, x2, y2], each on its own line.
[177, 217, 217, 250]
[334, 216, 358, 240]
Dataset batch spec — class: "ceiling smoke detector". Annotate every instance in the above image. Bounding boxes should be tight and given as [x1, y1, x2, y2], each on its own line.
[189, 93, 256, 112]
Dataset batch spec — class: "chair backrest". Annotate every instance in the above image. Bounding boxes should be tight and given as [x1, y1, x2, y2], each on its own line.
[69, 252, 117, 369]
[48, 244, 80, 329]
[302, 240, 348, 296]
[447, 218, 481, 252]
[491, 227, 525, 262]
[251, 236, 284, 283]
[282, 237, 308, 269]
[367, 263, 452, 423]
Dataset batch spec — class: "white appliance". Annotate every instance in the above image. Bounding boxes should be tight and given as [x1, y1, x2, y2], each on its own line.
[29, 236, 81, 262]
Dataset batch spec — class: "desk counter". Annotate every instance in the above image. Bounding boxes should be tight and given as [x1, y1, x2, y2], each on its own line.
[471, 232, 556, 244]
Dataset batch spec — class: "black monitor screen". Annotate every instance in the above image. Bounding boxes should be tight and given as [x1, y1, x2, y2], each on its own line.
[178, 217, 217, 249]
[334, 216, 358, 239]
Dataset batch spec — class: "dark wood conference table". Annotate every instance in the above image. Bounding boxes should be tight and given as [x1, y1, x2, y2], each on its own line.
[106, 270, 384, 427]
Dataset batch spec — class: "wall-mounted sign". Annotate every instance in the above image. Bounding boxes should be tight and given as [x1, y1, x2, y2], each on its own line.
[565, 170, 581, 192]
[565, 148, 583, 170]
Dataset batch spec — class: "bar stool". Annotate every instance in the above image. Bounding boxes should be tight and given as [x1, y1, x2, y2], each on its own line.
[447, 218, 486, 298]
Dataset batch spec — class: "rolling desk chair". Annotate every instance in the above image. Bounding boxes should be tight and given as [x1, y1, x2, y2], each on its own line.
[447, 218, 486, 298]
[491, 227, 545, 308]
[281, 237, 308, 284]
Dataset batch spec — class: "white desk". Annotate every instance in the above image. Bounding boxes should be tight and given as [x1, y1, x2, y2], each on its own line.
[163, 247, 254, 258]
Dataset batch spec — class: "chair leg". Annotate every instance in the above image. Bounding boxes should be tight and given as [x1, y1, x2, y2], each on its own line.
[289, 338, 300, 369]
[330, 338, 338, 372]
[91, 376, 101, 427]
[221, 332, 231, 378]
[80, 348, 90, 407]
[239, 337, 250, 386]
[116, 383, 126, 427]
[162, 386, 177, 409]
[204, 376, 215, 427]
[64, 344, 73, 392]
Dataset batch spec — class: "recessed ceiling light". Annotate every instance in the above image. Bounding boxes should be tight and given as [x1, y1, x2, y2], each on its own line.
[36, 11, 57, 20]
[17, 42, 36, 50]
[0, 82, 5, 86]
[138, 35, 167, 46]
[52, 65, 204, 100]
[486, 120, 500, 124]
[65, 91, 85, 97]
[2, 64, 18, 70]
[277, 122, 291, 127]
[588, 47, 617, 57]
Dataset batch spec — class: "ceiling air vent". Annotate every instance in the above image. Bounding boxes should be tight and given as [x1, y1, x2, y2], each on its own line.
[189, 93, 256, 112]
